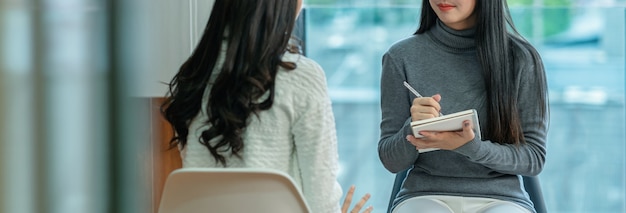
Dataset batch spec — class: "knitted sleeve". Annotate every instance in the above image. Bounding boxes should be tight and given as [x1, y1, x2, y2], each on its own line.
[290, 56, 343, 213]
[378, 51, 422, 173]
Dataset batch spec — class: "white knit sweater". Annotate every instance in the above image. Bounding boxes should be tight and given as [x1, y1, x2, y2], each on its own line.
[180, 50, 343, 213]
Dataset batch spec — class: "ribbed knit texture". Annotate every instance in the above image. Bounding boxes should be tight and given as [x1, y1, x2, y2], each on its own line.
[181, 49, 343, 213]
[378, 20, 547, 213]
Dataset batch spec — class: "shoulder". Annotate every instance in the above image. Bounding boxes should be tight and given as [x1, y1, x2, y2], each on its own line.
[282, 51, 324, 74]
[280, 51, 326, 82]
[275, 52, 333, 125]
[277, 52, 329, 97]
[508, 36, 546, 85]
[509, 35, 541, 62]
[386, 34, 426, 56]
[387, 36, 418, 53]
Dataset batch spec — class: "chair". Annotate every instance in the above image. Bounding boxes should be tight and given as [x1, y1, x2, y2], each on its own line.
[158, 168, 311, 213]
[386, 169, 547, 213]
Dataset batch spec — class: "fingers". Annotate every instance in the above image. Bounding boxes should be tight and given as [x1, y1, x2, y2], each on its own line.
[463, 120, 472, 129]
[341, 185, 355, 213]
[410, 105, 439, 120]
[432, 94, 442, 102]
[406, 134, 433, 150]
[411, 96, 441, 120]
[342, 185, 373, 213]
[350, 193, 371, 213]
[462, 120, 475, 139]
[406, 120, 475, 151]
[412, 97, 441, 112]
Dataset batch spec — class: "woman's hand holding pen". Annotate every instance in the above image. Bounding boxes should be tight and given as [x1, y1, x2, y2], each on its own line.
[408, 94, 475, 151]
[410, 94, 442, 121]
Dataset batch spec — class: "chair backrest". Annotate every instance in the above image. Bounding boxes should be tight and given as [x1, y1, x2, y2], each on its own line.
[386, 170, 547, 213]
[158, 168, 311, 213]
[522, 175, 548, 213]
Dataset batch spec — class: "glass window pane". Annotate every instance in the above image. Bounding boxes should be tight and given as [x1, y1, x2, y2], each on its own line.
[304, 4, 625, 213]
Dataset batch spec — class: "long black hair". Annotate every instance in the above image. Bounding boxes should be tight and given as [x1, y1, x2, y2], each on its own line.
[161, 0, 300, 166]
[416, 0, 548, 145]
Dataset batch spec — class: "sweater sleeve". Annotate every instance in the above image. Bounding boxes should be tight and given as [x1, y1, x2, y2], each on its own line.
[378, 52, 422, 173]
[454, 48, 548, 176]
[291, 59, 343, 213]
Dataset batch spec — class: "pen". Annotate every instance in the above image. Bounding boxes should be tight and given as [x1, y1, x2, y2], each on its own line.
[403, 81, 423, 98]
[403, 81, 443, 116]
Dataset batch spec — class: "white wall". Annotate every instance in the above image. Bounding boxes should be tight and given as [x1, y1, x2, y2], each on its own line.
[128, 0, 215, 97]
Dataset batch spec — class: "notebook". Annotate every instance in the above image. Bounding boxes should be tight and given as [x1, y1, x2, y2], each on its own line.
[410, 109, 482, 153]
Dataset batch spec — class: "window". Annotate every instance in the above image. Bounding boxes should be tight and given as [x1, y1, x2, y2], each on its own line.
[303, 1, 626, 212]
[1, 1, 147, 212]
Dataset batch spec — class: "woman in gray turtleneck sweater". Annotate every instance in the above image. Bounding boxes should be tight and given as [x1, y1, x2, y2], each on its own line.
[378, 0, 549, 213]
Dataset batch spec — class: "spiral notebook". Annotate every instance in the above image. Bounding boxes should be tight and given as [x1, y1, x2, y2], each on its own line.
[410, 109, 482, 153]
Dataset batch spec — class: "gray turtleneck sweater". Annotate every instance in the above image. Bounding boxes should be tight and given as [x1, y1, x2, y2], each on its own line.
[378, 20, 548, 213]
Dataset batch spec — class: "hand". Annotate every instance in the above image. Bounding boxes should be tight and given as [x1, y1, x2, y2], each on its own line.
[406, 120, 475, 151]
[410, 94, 442, 121]
[341, 185, 373, 213]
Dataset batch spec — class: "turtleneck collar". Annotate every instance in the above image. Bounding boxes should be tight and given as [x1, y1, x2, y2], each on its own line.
[426, 19, 476, 52]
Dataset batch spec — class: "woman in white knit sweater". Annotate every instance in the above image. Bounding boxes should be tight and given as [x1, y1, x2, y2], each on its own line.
[161, 0, 371, 212]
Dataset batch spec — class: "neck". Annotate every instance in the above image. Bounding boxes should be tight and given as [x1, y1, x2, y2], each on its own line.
[426, 19, 476, 52]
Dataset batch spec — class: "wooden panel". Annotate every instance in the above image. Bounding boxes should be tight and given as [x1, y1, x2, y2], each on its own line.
[150, 97, 182, 213]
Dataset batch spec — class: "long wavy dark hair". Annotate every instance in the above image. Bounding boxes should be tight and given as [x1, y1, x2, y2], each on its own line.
[416, 0, 548, 145]
[161, 0, 300, 166]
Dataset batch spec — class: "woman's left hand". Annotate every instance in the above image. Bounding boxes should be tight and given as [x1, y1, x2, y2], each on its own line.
[406, 120, 475, 151]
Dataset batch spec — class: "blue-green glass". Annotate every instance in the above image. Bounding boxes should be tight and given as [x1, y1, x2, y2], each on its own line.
[304, 6, 625, 213]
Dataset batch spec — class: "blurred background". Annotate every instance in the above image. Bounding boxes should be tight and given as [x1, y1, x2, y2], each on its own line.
[1, 0, 625, 213]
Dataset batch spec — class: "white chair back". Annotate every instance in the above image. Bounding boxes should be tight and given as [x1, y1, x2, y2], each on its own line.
[158, 168, 311, 213]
